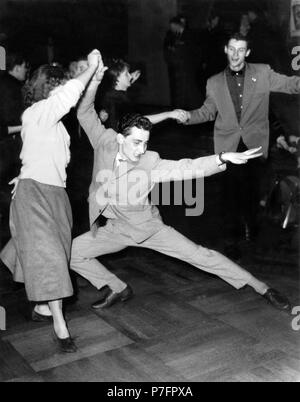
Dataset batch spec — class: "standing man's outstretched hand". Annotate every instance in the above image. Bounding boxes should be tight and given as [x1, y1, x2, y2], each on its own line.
[169, 109, 190, 121]
[221, 147, 263, 164]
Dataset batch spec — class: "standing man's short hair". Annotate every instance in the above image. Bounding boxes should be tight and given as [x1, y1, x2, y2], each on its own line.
[227, 32, 251, 48]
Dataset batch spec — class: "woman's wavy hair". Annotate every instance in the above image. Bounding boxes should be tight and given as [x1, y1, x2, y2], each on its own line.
[23, 64, 66, 108]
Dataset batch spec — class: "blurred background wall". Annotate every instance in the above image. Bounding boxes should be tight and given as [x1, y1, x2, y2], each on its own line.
[0, 0, 298, 106]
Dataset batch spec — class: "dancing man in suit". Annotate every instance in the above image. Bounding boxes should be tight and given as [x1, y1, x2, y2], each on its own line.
[70, 53, 291, 313]
[177, 32, 300, 257]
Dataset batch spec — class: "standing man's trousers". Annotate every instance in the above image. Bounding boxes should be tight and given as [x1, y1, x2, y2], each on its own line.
[70, 221, 254, 293]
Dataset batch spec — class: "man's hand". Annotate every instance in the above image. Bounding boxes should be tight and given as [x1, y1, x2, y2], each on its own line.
[89, 51, 108, 82]
[175, 110, 191, 124]
[222, 147, 263, 164]
[87, 49, 101, 68]
[169, 109, 189, 122]
[75, 50, 104, 88]
[277, 136, 297, 154]
[130, 70, 141, 84]
[93, 64, 108, 82]
[277, 135, 289, 151]
[288, 135, 300, 146]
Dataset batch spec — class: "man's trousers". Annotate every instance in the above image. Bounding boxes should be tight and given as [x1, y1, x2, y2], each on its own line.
[70, 221, 253, 293]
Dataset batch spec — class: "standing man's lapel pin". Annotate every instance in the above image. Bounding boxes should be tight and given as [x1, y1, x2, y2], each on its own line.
[252, 77, 257, 82]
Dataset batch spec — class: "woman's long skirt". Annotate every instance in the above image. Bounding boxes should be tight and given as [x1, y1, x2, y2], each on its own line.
[8, 178, 74, 302]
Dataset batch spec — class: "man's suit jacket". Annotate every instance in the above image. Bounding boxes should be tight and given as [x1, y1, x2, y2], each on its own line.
[0, 72, 24, 140]
[77, 83, 226, 242]
[187, 63, 300, 157]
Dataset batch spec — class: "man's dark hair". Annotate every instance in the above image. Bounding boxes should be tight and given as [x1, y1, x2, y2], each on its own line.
[6, 51, 26, 72]
[118, 113, 152, 137]
[106, 58, 130, 89]
[227, 32, 251, 48]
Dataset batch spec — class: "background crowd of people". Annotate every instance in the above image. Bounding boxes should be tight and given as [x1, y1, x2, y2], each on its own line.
[1, 4, 299, 250]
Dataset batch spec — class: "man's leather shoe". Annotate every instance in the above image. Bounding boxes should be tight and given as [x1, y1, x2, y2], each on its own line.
[92, 285, 111, 305]
[53, 332, 77, 353]
[263, 288, 292, 312]
[91, 285, 133, 309]
[32, 310, 53, 322]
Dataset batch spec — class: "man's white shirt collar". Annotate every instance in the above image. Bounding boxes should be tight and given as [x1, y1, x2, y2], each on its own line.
[115, 152, 128, 168]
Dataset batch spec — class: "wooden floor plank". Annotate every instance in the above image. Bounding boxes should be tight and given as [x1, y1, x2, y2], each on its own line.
[41, 344, 184, 382]
[3, 312, 133, 372]
[0, 245, 299, 382]
[0, 339, 36, 382]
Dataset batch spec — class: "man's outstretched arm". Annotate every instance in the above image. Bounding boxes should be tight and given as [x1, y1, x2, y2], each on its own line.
[145, 109, 187, 125]
[176, 81, 218, 125]
[268, 66, 300, 94]
[152, 148, 263, 183]
[77, 53, 108, 149]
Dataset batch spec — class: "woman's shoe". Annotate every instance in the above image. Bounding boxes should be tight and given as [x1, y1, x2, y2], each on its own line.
[53, 331, 77, 353]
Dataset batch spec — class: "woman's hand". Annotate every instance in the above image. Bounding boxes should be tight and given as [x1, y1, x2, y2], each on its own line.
[9, 177, 19, 199]
[173, 109, 190, 123]
[91, 51, 108, 83]
[93, 65, 108, 82]
[170, 109, 190, 122]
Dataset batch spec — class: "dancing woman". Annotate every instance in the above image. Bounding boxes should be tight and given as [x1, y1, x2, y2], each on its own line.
[1, 50, 106, 353]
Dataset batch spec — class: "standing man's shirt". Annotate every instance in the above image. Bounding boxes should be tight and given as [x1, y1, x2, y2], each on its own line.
[225, 66, 246, 123]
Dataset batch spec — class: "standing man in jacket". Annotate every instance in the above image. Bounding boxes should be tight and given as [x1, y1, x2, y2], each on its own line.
[177, 33, 300, 255]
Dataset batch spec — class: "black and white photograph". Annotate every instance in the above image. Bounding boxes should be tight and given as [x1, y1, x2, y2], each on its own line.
[0, 0, 299, 385]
